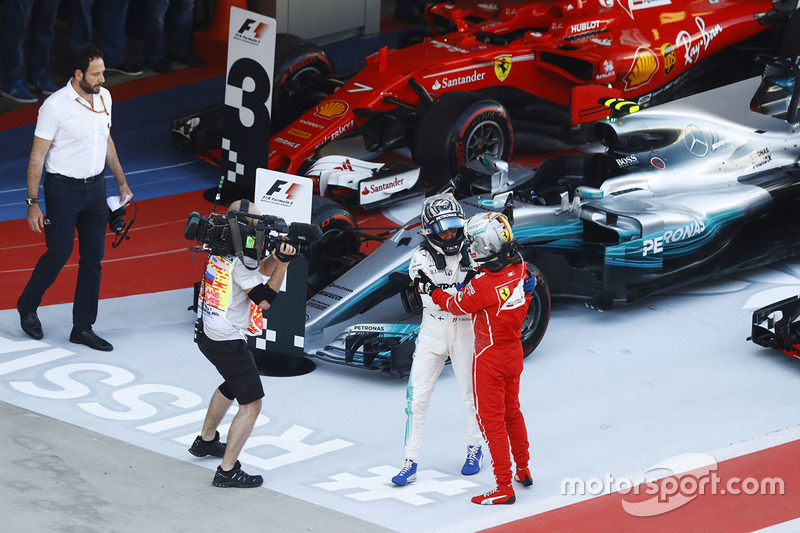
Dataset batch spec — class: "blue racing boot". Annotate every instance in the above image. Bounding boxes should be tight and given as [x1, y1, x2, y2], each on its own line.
[461, 445, 483, 475]
[392, 459, 418, 486]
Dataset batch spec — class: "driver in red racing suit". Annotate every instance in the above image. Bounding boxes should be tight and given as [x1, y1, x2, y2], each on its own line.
[415, 211, 534, 505]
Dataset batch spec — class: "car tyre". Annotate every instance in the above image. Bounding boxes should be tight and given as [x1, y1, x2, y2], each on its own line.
[413, 91, 513, 187]
[308, 196, 360, 295]
[522, 265, 551, 358]
[272, 34, 334, 134]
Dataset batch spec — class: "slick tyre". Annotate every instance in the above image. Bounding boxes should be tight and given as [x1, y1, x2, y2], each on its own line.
[522, 265, 551, 358]
[272, 33, 334, 133]
[413, 91, 513, 187]
[308, 196, 360, 295]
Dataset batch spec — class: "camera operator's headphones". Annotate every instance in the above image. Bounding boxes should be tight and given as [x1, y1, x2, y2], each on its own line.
[236, 199, 251, 222]
[226, 198, 270, 268]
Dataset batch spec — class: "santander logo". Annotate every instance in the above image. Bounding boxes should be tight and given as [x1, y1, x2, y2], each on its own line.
[363, 176, 405, 196]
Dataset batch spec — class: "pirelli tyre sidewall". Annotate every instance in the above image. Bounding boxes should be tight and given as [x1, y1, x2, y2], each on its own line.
[522, 265, 551, 358]
[272, 33, 334, 133]
[414, 91, 513, 187]
[308, 196, 359, 294]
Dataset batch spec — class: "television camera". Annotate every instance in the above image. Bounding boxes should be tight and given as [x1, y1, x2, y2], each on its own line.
[184, 208, 322, 264]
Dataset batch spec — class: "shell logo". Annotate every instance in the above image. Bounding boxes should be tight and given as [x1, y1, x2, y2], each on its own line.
[315, 100, 349, 119]
[623, 47, 658, 90]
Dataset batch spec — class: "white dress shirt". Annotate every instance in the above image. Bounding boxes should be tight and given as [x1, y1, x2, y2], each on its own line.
[34, 79, 112, 179]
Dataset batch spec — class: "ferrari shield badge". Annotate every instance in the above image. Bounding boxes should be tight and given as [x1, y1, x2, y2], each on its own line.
[494, 55, 512, 82]
[497, 286, 511, 302]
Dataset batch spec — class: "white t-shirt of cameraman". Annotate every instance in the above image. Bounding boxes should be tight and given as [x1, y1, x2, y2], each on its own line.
[200, 255, 266, 341]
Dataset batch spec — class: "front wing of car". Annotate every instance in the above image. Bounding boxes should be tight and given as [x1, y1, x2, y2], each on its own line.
[749, 294, 800, 360]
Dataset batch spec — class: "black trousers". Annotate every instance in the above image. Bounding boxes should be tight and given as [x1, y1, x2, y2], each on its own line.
[19, 172, 107, 331]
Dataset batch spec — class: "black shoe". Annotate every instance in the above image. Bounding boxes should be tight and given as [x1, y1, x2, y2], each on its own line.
[145, 58, 174, 74]
[69, 328, 113, 351]
[212, 460, 263, 488]
[106, 61, 143, 76]
[188, 431, 226, 458]
[17, 299, 43, 340]
[171, 53, 206, 68]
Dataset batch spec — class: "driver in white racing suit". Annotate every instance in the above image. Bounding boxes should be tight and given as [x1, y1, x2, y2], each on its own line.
[391, 193, 484, 486]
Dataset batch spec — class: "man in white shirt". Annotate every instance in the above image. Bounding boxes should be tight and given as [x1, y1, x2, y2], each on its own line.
[17, 43, 133, 352]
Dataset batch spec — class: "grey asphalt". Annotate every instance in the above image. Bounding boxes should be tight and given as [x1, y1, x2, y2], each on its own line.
[0, 400, 391, 533]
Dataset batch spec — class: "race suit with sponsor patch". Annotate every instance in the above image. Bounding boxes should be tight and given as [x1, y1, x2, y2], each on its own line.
[402, 246, 482, 459]
[432, 259, 531, 486]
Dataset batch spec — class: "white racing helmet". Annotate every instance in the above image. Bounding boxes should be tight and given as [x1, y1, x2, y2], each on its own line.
[420, 193, 465, 256]
[465, 211, 515, 262]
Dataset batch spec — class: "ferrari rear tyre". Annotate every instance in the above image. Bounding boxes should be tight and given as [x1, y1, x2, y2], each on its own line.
[413, 91, 514, 187]
[522, 265, 551, 358]
[308, 196, 360, 295]
[272, 34, 334, 134]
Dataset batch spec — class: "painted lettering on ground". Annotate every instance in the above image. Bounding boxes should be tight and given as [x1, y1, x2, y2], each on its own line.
[0, 335, 352, 470]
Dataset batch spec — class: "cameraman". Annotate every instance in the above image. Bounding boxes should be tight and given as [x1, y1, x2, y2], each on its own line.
[189, 199, 296, 488]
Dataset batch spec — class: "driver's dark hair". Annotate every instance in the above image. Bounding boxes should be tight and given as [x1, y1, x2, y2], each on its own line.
[70, 43, 104, 76]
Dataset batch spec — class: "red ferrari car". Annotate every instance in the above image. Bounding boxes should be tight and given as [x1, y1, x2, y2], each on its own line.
[265, 0, 798, 185]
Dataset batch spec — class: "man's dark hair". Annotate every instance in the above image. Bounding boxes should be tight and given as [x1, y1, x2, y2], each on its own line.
[70, 44, 104, 75]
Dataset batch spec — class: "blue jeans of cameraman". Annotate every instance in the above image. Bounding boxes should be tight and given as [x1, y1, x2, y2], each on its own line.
[18, 174, 107, 333]
[144, 0, 195, 61]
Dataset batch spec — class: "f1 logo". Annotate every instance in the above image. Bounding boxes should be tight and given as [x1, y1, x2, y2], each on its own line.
[264, 179, 301, 201]
[266, 179, 287, 196]
[237, 18, 266, 39]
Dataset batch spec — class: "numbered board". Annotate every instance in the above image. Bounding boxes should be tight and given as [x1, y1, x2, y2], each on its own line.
[221, 7, 278, 196]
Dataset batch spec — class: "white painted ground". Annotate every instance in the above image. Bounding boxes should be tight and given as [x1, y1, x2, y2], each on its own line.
[2, 259, 800, 532]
